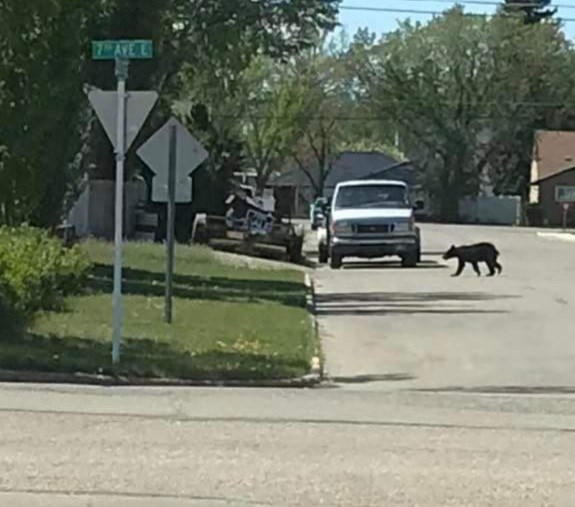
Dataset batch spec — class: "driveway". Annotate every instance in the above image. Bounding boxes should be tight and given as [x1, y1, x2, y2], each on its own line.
[314, 223, 575, 390]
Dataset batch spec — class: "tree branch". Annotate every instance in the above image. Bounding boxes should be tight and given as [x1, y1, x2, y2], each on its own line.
[293, 152, 320, 196]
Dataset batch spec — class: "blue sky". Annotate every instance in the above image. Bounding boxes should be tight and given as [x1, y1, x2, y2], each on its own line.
[338, 0, 575, 39]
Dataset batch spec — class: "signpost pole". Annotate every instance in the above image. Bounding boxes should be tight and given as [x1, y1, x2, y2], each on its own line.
[562, 203, 569, 231]
[112, 58, 129, 364]
[165, 125, 177, 324]
[90, 39, 155, 364]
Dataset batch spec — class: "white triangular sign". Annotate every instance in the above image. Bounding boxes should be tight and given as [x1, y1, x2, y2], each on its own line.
[89, 90, 158, 151]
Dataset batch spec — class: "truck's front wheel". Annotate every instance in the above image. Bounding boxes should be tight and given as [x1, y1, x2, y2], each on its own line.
[330, 252, 343, 269]
[401, 251, 418, 268]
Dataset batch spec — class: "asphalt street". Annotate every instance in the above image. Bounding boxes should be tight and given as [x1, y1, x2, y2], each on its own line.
[315, 223, 575, 390]
[2, 224, 575, 506]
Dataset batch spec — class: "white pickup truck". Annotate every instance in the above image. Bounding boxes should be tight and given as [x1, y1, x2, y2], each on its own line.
[318, 180, 421, 269]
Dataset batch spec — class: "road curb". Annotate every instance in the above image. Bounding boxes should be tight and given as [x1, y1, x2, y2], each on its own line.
[0, 274, 323, 389]
[0, 369, 322, 388]
[537, 231, 575, 242]
[305, 273, 323, 379]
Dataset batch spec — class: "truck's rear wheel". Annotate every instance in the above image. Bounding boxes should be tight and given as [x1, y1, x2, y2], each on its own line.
[287, 235, 304, 264]
[318, 244, 329, 264]
[330, 252, 343, 269]
[191, 214, 209, 244]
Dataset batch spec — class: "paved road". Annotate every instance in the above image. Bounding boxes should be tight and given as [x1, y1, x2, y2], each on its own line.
[2, 382, 575, 506]
[2, 224, 575, 506]
[315, 223, 575, 390]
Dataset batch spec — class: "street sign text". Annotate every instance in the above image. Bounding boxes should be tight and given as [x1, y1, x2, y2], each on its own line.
[92, 40, 153, 60]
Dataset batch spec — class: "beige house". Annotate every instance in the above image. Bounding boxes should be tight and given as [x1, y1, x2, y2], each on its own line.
[530, 130, 575, 226]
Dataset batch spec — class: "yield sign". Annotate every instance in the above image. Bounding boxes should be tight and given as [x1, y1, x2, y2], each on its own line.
[88, 90, 158, 151]
[137, 117, 209, 203]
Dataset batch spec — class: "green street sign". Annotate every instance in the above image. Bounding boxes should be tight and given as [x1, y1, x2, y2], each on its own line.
[92, 40, 153, 60]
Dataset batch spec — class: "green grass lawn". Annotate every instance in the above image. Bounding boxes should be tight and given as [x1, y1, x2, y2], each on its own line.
[0, 241, 315, 381]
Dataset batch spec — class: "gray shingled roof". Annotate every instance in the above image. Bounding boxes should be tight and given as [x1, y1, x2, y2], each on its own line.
[270, 151, 406, 188]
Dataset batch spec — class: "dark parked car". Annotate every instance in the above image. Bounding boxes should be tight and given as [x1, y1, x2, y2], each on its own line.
[310, 197, 329, 230]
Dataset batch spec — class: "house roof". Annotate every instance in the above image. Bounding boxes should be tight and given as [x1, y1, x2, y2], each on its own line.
[530, 166, 575, 185]
[532, 130, 575, 184]
[336, 179, 408, 188]
[270, 151, 411, 188]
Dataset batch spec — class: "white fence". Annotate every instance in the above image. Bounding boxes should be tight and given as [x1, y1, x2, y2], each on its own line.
[67, 179, 147, 239]
[459, 196, 522, 226]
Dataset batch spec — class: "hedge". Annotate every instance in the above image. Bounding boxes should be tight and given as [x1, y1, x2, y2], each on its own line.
[0, 277, 14, 337]
[0, 227, 90, 330]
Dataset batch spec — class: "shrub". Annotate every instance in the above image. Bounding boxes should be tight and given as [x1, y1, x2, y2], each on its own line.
[0, 276, 16, 338]
[0, 226, 90, 318]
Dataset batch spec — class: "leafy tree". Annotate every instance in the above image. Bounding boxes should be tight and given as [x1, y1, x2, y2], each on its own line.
[0, 1, 339, 226]
[353, 9, 495, 220]
[0, 0, 101, 227]
[479, 16, 575, 197]
[236, 57, 309, 192]
[351, 9, 575, 219]
[288, 37, 353, 198]
[343, 28, 403, 158]
[87, 0, 340, 180]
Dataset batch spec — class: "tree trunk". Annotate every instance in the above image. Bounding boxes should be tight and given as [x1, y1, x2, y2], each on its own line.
[437, 164, 461, 223]
[435, 146, 469, 222]
[438, 189, 460, 222]
[255, 170, 270, 195]
[315, 160, 331, 198]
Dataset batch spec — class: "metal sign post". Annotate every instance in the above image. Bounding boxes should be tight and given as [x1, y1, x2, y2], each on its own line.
[165, 125, 177, 323]
[112, 58, 128, 364]
[89, 40, 155, 364]
[562, 203, 570, 231]
[137, 117, 209, 324]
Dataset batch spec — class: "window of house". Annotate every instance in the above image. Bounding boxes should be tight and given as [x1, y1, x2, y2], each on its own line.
[555, 185, 575, 203]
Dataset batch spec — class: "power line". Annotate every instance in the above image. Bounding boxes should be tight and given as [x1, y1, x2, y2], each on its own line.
[342, 0, 575, 9]
[341, 5, 457, 15]
[211, 113, 571, 122]
[208, 105, 575, 122]
[339, 4, 575, 21]
[206, 99, 575, 120]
